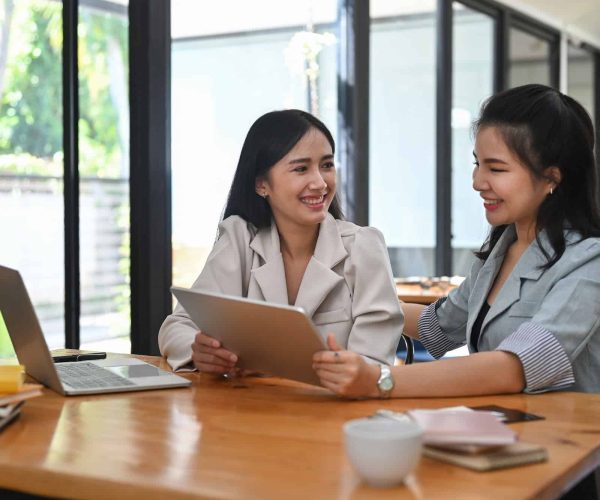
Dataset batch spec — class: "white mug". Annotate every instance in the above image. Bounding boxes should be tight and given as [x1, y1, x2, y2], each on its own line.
[343, 417, 423, 487]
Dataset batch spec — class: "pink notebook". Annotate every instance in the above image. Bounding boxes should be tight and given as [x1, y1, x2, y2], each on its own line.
[407, 409, 517, 447]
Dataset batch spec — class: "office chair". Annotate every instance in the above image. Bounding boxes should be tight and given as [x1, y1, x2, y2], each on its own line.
[399, 334, 414, 365]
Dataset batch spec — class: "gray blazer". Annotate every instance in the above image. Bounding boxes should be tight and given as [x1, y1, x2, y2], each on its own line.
[159, 214, 403, 370]
[421, 225, 600, 393]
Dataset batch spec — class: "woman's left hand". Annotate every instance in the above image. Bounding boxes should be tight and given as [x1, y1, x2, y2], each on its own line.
[312, 334, 380, 398]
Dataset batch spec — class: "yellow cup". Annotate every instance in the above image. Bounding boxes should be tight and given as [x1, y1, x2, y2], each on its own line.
[0, 364, 25, 393]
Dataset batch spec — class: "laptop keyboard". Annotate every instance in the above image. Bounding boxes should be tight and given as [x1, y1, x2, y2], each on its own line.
[56, 362, 135, 389]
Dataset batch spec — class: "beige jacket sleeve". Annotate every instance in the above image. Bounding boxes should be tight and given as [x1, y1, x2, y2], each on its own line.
[345, 227, 404, 365]
[158, 216, 253, 370]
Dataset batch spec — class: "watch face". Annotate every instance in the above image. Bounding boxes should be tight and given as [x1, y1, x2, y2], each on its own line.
[379, 377, 394, 392]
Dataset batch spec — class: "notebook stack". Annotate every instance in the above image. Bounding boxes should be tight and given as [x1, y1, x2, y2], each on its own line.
[0, 365, 43, 432]
[375, 407, 548, 471]
[407, 408, 548, 471]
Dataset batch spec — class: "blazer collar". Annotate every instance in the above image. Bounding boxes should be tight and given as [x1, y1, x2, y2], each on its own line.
[249, 221, 287, 304]
[249, 218, 282, 264]
[467, 226, 515, 338]
[295, 214, 347, 316]
[470, 225, 555, 337]
[249, 214, 348, 314]
[311, 213, 348, 269]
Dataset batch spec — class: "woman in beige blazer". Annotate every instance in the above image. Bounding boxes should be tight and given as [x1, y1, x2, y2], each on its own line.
[159, 110, 403, 373]
[313, 84, 600, 398]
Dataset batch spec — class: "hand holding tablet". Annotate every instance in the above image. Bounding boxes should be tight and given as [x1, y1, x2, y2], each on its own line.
[171, 287, 327, 386]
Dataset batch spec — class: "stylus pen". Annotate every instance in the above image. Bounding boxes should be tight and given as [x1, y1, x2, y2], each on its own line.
[52, 352, 107, 363]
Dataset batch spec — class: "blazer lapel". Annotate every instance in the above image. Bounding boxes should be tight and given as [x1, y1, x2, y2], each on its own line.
[481, 228, 547, 331]
[294, 214, 347, 317]
[466, 228, 514, 340]
[249, 223, 289, 305]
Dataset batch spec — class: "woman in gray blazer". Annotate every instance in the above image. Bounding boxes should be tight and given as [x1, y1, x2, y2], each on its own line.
[313, 84, 600, 398]
[159, 110, 403, 373]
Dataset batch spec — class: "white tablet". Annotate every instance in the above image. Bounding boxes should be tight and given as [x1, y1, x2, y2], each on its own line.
[170, 287, 327, 386]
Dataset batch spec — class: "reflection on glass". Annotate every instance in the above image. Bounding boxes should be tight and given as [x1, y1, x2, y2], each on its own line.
[78, 2, 130, 353]
[370, 1, 436, 276]
[451, 4, 493, 275]
[0, 1, 64, 349]
[509, 28, 551, 88]
[568, 44, 594, 123]
[171, 1, 337, 288]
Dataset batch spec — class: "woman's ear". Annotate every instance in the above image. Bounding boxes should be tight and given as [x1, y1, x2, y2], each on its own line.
[255, 177, 268, 198]
[545, 166, 562, 191]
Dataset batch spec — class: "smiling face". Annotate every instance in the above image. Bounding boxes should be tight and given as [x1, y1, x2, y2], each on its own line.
[255, 127, 336, 230]
[472, 126, 557, 235]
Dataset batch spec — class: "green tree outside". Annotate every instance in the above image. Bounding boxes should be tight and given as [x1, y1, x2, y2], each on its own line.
[0, 0, 128, 177]
[0, 311, 17, 360]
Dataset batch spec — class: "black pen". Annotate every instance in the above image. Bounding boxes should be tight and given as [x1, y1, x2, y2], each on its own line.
[52, 352, 107, 363]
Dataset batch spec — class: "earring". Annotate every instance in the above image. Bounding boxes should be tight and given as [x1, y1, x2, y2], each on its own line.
[550, 187, 554, 195]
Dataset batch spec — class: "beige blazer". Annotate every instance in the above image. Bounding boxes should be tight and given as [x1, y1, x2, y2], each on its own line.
[159, 214, 403, 371]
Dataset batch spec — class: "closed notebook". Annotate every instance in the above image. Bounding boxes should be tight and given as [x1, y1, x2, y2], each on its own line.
[0, 383, 43, 406]
[407, 409, 517, 447]
[424, 442, 548, 471]
[0, 404, 21, 432]
[0, 401, 24, 418]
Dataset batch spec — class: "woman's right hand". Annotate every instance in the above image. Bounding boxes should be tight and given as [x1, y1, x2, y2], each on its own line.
[191, 331, 238, 374]
[312, 334, 381, 399]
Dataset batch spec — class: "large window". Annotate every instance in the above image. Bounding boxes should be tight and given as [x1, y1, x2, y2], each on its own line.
[568, 43, 595, 123]
[171, 0, 337, 288]
[369, 0, 436, 277]
[509, 27, 552, 88]
[0, 0, 129, 359]
[451, 3, 493, 276]
[78, 2, 129, 352]
[0, 1, 64, 355]
[2, 2, 598, 358]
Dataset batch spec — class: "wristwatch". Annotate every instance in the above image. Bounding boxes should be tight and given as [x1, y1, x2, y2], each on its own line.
[377, 364, 394, 398]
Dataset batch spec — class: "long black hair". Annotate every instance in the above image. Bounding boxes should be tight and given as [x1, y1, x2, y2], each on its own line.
[223, 109, 343, 228]
[474, 84, 600, 268]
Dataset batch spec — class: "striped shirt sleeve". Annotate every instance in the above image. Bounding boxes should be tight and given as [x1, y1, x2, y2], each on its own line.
[496, 322, 575, 393]
[418, 300, 465, 359]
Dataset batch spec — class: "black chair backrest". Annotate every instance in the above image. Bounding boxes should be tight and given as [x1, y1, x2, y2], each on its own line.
[400, 334, 414, 365]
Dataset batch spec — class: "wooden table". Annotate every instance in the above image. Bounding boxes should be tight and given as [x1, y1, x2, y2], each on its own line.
[396, 283, 453, 305]
[1, 355, 600, 499]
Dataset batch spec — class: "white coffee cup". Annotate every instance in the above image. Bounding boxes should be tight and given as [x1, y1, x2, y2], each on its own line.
[343, 417, 423, 487]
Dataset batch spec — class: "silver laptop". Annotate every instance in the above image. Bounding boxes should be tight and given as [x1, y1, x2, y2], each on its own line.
[0, 265, 191, 395]
[171, 287, 327, 386]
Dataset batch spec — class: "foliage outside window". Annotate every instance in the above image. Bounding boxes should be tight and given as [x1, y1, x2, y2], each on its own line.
[0, 0, 130, 356]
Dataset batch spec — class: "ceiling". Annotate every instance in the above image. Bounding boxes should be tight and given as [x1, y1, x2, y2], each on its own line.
[498, 0, 600, 48]
[170, 0, 600, 48]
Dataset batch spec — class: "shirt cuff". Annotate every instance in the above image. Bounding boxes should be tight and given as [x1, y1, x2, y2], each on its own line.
[496, 322, 575, 393]
[167, 357, 197, 372]
[173, 362, 197, 372]
[418, 300, 465, 359]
